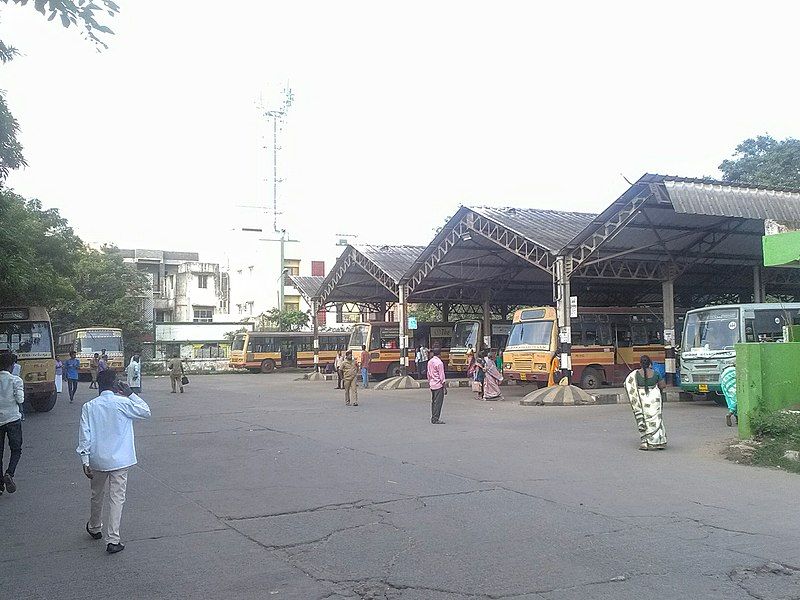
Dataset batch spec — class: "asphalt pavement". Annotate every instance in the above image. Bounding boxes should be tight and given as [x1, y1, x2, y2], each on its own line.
[2, 374, 799, 600]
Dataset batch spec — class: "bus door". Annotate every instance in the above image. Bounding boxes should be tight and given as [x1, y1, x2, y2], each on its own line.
[280, 338, 298, 367]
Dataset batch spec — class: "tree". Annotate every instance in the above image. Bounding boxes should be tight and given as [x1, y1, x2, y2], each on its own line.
[409, 303, 440, 322]
[719, 135, 800, 189]
[51, 247, 149, 353]
[0, 188, 83, 304]
[0, 0, 119, 181]
[257, 308, 310, 332]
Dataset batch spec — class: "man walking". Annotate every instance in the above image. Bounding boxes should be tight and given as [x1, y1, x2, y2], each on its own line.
[359, 345, 370, 389]
[341, 350, 359, 406]
[427, 347, 446, 424]
[168, 354, 184, 394]
[89, 353, 100, 389]
[334, 350, 344, 389]
[77, 370, 151, 554]
[415, 342, 429, 380]
[0, 352, 24, 495]
[65, 350, 81, 403]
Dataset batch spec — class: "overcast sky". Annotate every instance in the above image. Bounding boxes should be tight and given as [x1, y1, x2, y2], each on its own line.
[3, 1, 799, 264]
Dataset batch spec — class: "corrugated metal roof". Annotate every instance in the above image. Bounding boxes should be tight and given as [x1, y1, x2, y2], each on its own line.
[355, 245, 425, 283]
[469, 206, 598, 253]
[289, 275, 324, 300]
[664, 178, 800, 222]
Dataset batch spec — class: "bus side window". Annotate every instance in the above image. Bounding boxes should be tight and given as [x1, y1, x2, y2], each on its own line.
[584, 327, 598, 346]
[571, 323, 583, 346]
[616, 327, 632, 347]
[598, 324, 613, 346]
[631, 324, 648, 346]
[76, 339, 82, 353]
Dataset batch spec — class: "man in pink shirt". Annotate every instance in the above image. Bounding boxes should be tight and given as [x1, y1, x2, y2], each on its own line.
[427, 347, 446, 424]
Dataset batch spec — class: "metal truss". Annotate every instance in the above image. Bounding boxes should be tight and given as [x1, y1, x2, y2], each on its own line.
[319, 247, 398, 305]
[574, 258, 671, 280]
[407, 210, 556, 293]
[765, 268, 800, 286]
[570, 191, 650, 269]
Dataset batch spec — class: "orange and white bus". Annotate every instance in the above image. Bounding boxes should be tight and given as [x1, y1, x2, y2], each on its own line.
[229, 331, 350, 373]
[348, 321, 452, 379]
[502, 306, 683, 389]
[447, 320, 511, 374]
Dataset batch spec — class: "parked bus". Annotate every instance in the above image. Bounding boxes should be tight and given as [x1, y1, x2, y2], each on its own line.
[680, 303, 800, 400]
[229, 331, 350, 373]
[503, 306, 683, 389]
[349, 321, 453, 378]
[447, 320, 511, 374]
[0, 306, 58, 412]
[56, 327, 125, 376]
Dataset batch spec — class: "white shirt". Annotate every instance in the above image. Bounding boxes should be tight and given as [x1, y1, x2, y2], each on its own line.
[0, 371, 24, 426]
[11, 363, 20, 377]
[416, 347, 428, 363]
[77, 390, 151, 471]
[126, 359, 142, 387]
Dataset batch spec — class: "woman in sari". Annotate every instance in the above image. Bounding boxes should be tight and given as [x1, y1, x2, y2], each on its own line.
[624, 355, 666, 450]
[483, 350, 504, 401]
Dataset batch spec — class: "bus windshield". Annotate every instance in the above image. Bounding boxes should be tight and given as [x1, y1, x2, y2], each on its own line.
[231, 335, 246, 352]
[683, 308, 740, 351]
[78, 332, 123, 353]
[450, 322, 479, 349]
[0, 321, 53, 358]
[349, 324, 369, 349]
[506, 321, 553, 349]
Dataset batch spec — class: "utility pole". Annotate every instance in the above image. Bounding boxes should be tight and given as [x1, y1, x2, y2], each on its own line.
[260, 85, 294, 310]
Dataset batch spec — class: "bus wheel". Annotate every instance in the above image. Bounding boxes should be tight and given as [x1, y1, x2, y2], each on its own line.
[579, 367, 603, 390]
[260, 359, 276, 374]
[387, 363, 403, 378]
[31, 392, 57, 413]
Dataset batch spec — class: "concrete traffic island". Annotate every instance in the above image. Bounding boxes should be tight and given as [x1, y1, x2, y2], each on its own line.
[374, 375, 420, 390]
[305, 371, 326, 382]
[520, 382, 596, 406]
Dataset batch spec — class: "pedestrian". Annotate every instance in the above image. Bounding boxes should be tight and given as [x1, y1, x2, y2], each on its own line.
[473, 350, 487, 400]
[495, 349, 504, 373]
[126, 353, 142, 394]
[11, 354, 20, 377]
[77, 370, 151, 554]
[55, 358, 64, 396]
[341, 350, 359, 406]
[483, 350, 504, 401]
[168, 354, 185, 394]
[720, 363, 737, 427]
[0, 352, 24, 496]
[359, 345, 370, 388]
[415, 342, 429, 380]
[427, 347, 446, 424]
[334, 350, 344, 389]
[64, 351, 81, 404]
[99, 351, 109, 374]
[623, 355, 667, 451]
[89, 353, 100, 389]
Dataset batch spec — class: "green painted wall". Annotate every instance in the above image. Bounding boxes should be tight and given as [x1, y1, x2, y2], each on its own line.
[763, 230, 800, 267]
[735, 341, 800, 437]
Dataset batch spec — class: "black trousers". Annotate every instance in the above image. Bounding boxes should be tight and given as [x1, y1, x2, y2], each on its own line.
[0, 418, 22, 476]
[430, 387, 445, 423]
[336, 369, 343, 388]
[417, 361, 428, 379]
[67, 378, 78, 400]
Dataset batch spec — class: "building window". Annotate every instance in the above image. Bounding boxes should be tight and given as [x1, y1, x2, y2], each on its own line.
[193, 307, 214, 323]
[283, 294, 301, 312]
[198, 275, 208, 289]
[283, 259, 300, 276]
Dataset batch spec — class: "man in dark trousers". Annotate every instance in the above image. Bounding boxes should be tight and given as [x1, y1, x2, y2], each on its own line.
[0, 351, 24, 495]
[427, 347, 446, 424]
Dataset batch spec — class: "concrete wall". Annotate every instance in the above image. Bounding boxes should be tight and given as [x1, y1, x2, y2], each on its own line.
[735, 341, 800, 437]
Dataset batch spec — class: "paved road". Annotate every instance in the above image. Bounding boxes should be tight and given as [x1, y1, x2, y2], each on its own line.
[3, 374, 799, 599]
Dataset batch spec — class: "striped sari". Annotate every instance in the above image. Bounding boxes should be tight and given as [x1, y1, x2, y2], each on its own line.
[624, 369, 667, 450]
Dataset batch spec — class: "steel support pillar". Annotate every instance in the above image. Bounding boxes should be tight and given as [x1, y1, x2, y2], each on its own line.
[482, 296, 492, 351]
[555, 256, 572, 383]
[311, 299, 320, 373]
[662, 280, 676, 381]
[398, 284, 409, 376]
[442, 302, 450, 323]
[753, 265, 765, 302]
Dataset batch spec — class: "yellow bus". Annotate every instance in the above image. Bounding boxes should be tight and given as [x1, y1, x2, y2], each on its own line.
[56, 327, 125, 376]
[0, 306, 58, 412]
[447, 319, 511, 374]
[349, 321, 452, 379]
[229, 331, 350, 373]
[503, 306, 681, 389]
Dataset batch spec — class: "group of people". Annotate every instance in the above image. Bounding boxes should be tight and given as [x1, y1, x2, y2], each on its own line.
[467, 347, 504, 401]
[54, 351, 143, 403]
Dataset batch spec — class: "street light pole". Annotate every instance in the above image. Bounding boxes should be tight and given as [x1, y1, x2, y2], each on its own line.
[279, 229, 286, 310]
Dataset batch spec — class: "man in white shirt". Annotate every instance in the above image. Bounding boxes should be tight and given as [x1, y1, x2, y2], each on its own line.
[77, 370, 151, 554]
[0, 352, 24, 495]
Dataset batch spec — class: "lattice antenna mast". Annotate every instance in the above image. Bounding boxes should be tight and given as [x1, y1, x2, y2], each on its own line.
[260, 86, 294, 233]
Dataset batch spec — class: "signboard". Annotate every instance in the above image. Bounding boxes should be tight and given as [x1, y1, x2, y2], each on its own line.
[570, 296, 578, 318]
[430, 326, 453, 338]
[664, 329, 675, 346]
[408, 316, 418, 330]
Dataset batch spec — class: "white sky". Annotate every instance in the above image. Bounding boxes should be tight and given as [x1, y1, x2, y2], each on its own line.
[3, 1, 799, 265]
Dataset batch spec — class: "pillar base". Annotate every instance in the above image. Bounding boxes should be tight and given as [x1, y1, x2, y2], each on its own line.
[375, 375, 420, 390]
[520, 383, 596, 406]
